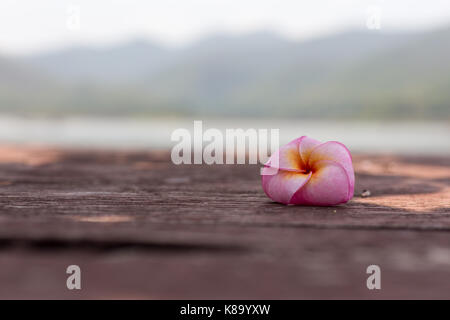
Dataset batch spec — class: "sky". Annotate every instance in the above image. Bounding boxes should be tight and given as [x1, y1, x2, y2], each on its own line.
[1, 0, 450, 54]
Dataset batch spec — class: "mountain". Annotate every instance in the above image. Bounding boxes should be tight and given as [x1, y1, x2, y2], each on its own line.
[0, 56, 49, 88]
[0, 55, 69, 115]
[143, 30, 418, 116]
[27, 39, 171, 84]
[288, 27, 450, 119]
[0, 27, 448, 119]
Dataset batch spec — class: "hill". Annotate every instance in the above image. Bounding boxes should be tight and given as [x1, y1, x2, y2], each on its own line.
[0, 27, 448, 119]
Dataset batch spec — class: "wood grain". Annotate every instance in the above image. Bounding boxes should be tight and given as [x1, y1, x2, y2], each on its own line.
[0, 145, 449, 299]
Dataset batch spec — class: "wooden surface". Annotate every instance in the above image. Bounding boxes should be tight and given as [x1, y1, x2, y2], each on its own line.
[0, 145, 449, 299]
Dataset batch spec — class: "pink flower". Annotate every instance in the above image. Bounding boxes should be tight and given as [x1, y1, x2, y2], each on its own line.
[261, 136, 354, 206]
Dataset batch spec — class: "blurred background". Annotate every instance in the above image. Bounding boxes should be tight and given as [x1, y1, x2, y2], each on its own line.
[0, 0, 449, 153]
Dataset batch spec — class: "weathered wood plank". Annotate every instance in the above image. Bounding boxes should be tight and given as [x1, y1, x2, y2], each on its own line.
[0, 145, 449, 299]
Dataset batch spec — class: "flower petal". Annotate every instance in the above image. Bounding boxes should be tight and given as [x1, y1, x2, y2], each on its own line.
[307, 141, 355, 198]
[262, 170, 312, 204]
[298, 136, 322, 167]
[290, 160, 351, 205]
[265, 137, 303, 171]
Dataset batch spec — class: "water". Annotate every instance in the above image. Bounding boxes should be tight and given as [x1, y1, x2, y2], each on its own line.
[0, 115, 448, 155]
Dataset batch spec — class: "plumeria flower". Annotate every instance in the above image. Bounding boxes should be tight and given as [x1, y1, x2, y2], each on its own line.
[261, 136, 354, 206]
